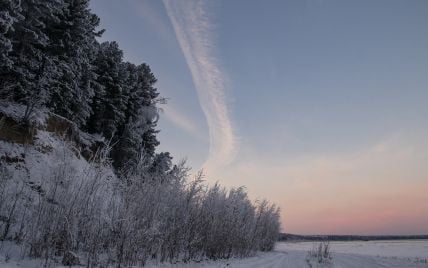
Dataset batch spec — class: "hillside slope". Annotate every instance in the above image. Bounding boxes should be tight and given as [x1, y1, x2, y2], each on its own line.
[0, 101, 280, 267]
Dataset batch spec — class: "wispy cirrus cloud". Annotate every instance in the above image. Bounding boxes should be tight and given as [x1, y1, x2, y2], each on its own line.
[163, 0, 237, 175]
[162, 105, 206, 141]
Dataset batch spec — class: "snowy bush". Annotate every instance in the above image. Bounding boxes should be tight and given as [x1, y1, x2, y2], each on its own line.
[307, 242, 332, 264]
[0, 146, 280, 267]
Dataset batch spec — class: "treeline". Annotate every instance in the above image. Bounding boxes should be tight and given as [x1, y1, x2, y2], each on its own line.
[279, 233, 428, 242]
[0, 0, 160, 171]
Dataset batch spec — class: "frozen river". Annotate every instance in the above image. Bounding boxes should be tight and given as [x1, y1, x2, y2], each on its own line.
[146, 240, 428, 267]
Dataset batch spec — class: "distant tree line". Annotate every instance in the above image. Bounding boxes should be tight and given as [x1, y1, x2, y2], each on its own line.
[279, 233, 428, 242]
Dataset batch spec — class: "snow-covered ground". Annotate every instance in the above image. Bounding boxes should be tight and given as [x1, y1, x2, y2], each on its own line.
[146, 241, 428, 267]
[277, 240, 428, 259]
[1, 240, 428, 267]
[148, 241, 428, 267]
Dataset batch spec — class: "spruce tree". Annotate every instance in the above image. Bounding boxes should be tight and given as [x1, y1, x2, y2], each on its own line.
[87, 41, 129, 140]
[111, 63, 160, 170]
[1, 0, 64, 119]
[46, 0, 102, 126]
[0, 0, 21, 72]
[149, 152, 173, 175]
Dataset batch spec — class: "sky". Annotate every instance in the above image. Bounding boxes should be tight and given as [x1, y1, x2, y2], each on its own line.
[90, 0, 428, 235]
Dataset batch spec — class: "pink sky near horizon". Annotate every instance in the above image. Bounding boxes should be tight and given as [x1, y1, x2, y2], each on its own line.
[220, 136, 428, 235]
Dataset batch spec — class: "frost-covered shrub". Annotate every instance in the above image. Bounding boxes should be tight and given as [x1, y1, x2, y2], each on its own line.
[307, 242, 332, 264]
[0, 148, 280, 267]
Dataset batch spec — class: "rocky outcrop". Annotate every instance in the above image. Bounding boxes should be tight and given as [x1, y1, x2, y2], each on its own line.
[0, 101, 105, 161]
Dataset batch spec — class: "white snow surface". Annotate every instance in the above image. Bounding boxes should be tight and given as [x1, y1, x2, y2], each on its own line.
[277, 240, 428, 259]
[1, 241, 428, 267]
[0, 129, 113, 187]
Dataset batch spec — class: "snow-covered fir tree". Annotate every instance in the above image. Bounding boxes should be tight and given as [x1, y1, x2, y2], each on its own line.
[1, 0, 64, 120]
[87, 41, 128, 140]
[46, 0, 102, 126]
[0, 0, 21, 71]
[112, 63, 160, 170]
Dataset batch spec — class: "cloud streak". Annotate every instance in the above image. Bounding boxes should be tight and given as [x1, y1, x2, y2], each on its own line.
[163, 0, 237, 175]
[162, 105, 206, 141]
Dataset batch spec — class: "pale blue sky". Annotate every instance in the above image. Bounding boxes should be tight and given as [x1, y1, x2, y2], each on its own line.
[90, 0, 428, 235]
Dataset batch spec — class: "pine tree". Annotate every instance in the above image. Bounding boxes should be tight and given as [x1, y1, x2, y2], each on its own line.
[0, 0, 23, 99]
[1, 0, 64, 119]
[130, 63, 160, 158]
[111, 63, 160, 170]
[87, 41, 128, 140]
[46, 0, 103, 126]
[149, 152, 172, 175]
[0, 0, 21, 72]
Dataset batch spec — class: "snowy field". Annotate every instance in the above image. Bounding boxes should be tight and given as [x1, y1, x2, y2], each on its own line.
[277, 240, 428, 259]
[1, 240, 428, 267]
[150, 240, 428, 267]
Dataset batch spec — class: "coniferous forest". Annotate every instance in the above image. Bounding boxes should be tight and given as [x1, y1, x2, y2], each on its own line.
[0, 0, 280, 266]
